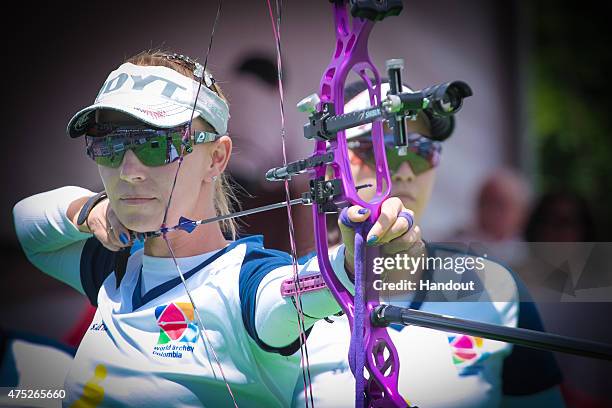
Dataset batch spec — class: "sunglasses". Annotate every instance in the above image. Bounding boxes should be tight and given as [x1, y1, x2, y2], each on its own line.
[85, 125, 220, 168]
[348, 133, 442, 175]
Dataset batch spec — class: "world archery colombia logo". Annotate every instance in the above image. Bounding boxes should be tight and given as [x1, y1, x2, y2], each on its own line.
[447, 334, 490, 376]
[152, 302, 199, 359]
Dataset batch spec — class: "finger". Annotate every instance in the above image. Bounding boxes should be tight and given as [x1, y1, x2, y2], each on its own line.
[110, 222, 132, 247]
[338, 206, 370, 233]
[338, 206, 371, 269]
[99, 224, 122, 252]
[106, 224, 124, 249]
[344, 205, 371, 224]
[367, 197, 404, 246]
[381, 225, 422, 255]
[106, 208, 132, 248]
[376, 209, 415, 244]
[86, 217, 120, 251]
[105, 225, 131, 251]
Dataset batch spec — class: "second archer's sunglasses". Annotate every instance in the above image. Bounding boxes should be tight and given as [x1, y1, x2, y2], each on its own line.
[347, 133, 442, 175]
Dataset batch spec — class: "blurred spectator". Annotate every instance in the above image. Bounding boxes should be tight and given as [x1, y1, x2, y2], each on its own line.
[525, 191, 597, 242]
[447, 168, 531, 265]
[520, 192, 612, 407]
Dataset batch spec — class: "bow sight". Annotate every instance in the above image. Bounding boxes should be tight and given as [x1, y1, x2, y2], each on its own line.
[384, 59, 472, 146]
[290, 58, 472, 149]
[265, 58, 472, 185]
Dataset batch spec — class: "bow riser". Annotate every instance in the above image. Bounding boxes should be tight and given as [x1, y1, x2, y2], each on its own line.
[312, 2, 406, 407]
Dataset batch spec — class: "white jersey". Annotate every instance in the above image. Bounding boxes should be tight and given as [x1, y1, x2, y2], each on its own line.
[13, 187, 349, 408]
[292, 245, 564, 408]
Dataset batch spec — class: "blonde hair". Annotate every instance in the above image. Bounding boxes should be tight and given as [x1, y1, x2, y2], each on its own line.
[125, 49, 241, 240]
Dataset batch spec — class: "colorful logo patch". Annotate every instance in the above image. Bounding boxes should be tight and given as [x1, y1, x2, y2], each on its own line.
[155, 302, 199, 345]
[447, 334, 490, 376]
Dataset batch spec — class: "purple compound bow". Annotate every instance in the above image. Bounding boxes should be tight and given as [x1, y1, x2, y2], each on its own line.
[309, 3, 405, 407]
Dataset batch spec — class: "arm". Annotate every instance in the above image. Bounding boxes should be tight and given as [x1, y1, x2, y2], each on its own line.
[254, 245, 353, 351]
[13, 186, 95, 293]
[247, 199, 417, 354]
[239, 241, 354, 355]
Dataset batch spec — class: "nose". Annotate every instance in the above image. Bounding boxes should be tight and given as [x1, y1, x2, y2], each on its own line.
[119, 150, 147, 183]
[391, 161, 415, 183]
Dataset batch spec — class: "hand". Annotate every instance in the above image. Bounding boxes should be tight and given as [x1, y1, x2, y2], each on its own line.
[82, 198, 132, 252]
[338, 197, 424, 278]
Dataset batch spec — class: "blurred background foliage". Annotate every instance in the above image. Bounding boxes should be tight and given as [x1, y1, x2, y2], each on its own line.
[530, 0, 612, 239]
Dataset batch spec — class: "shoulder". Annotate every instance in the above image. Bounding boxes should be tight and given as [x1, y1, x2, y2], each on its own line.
[237, 235, 293, 292]
[239, 235, 293, 264]
[80, 239, 144, 306]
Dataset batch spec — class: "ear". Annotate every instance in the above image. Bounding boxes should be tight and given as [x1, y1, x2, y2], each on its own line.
[205, 135, 232, 183]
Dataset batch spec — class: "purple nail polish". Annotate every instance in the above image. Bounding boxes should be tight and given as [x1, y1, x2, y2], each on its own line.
[358, 208, 369, 215]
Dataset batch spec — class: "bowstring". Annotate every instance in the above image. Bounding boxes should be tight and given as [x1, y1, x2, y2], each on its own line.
[159, 1, 239, 407]
[265, 0, 315, 407]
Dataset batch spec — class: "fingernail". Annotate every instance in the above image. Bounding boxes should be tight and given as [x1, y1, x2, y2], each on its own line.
[367, 235, 378, 246]
[119, 232, 129, 245]
[358, 208, 369, 215]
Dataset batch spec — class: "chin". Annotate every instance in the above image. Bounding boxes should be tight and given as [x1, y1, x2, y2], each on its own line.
[117, 211, 163, 233]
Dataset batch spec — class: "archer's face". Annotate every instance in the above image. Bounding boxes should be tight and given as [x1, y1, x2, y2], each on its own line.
[95, 110, 219, 233]
[349, 117, 438, 223]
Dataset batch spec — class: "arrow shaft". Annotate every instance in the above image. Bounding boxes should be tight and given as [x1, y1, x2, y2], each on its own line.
[132, 197, 308, 240]
[193, 198, 306, 227]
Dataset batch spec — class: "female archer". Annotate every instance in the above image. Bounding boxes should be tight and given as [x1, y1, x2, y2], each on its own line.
[292, 81, 566, 407]
[12, 51, 420, 407]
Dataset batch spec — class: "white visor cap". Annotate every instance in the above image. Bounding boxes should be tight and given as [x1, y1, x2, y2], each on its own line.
[67, 63, 229, 137]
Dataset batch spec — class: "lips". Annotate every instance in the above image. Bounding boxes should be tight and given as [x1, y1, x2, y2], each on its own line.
[119, 197, 156, 205]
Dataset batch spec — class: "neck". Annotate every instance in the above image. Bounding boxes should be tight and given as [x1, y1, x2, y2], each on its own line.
[144, 180, 229, 257]
[144, 222, 228, 257]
